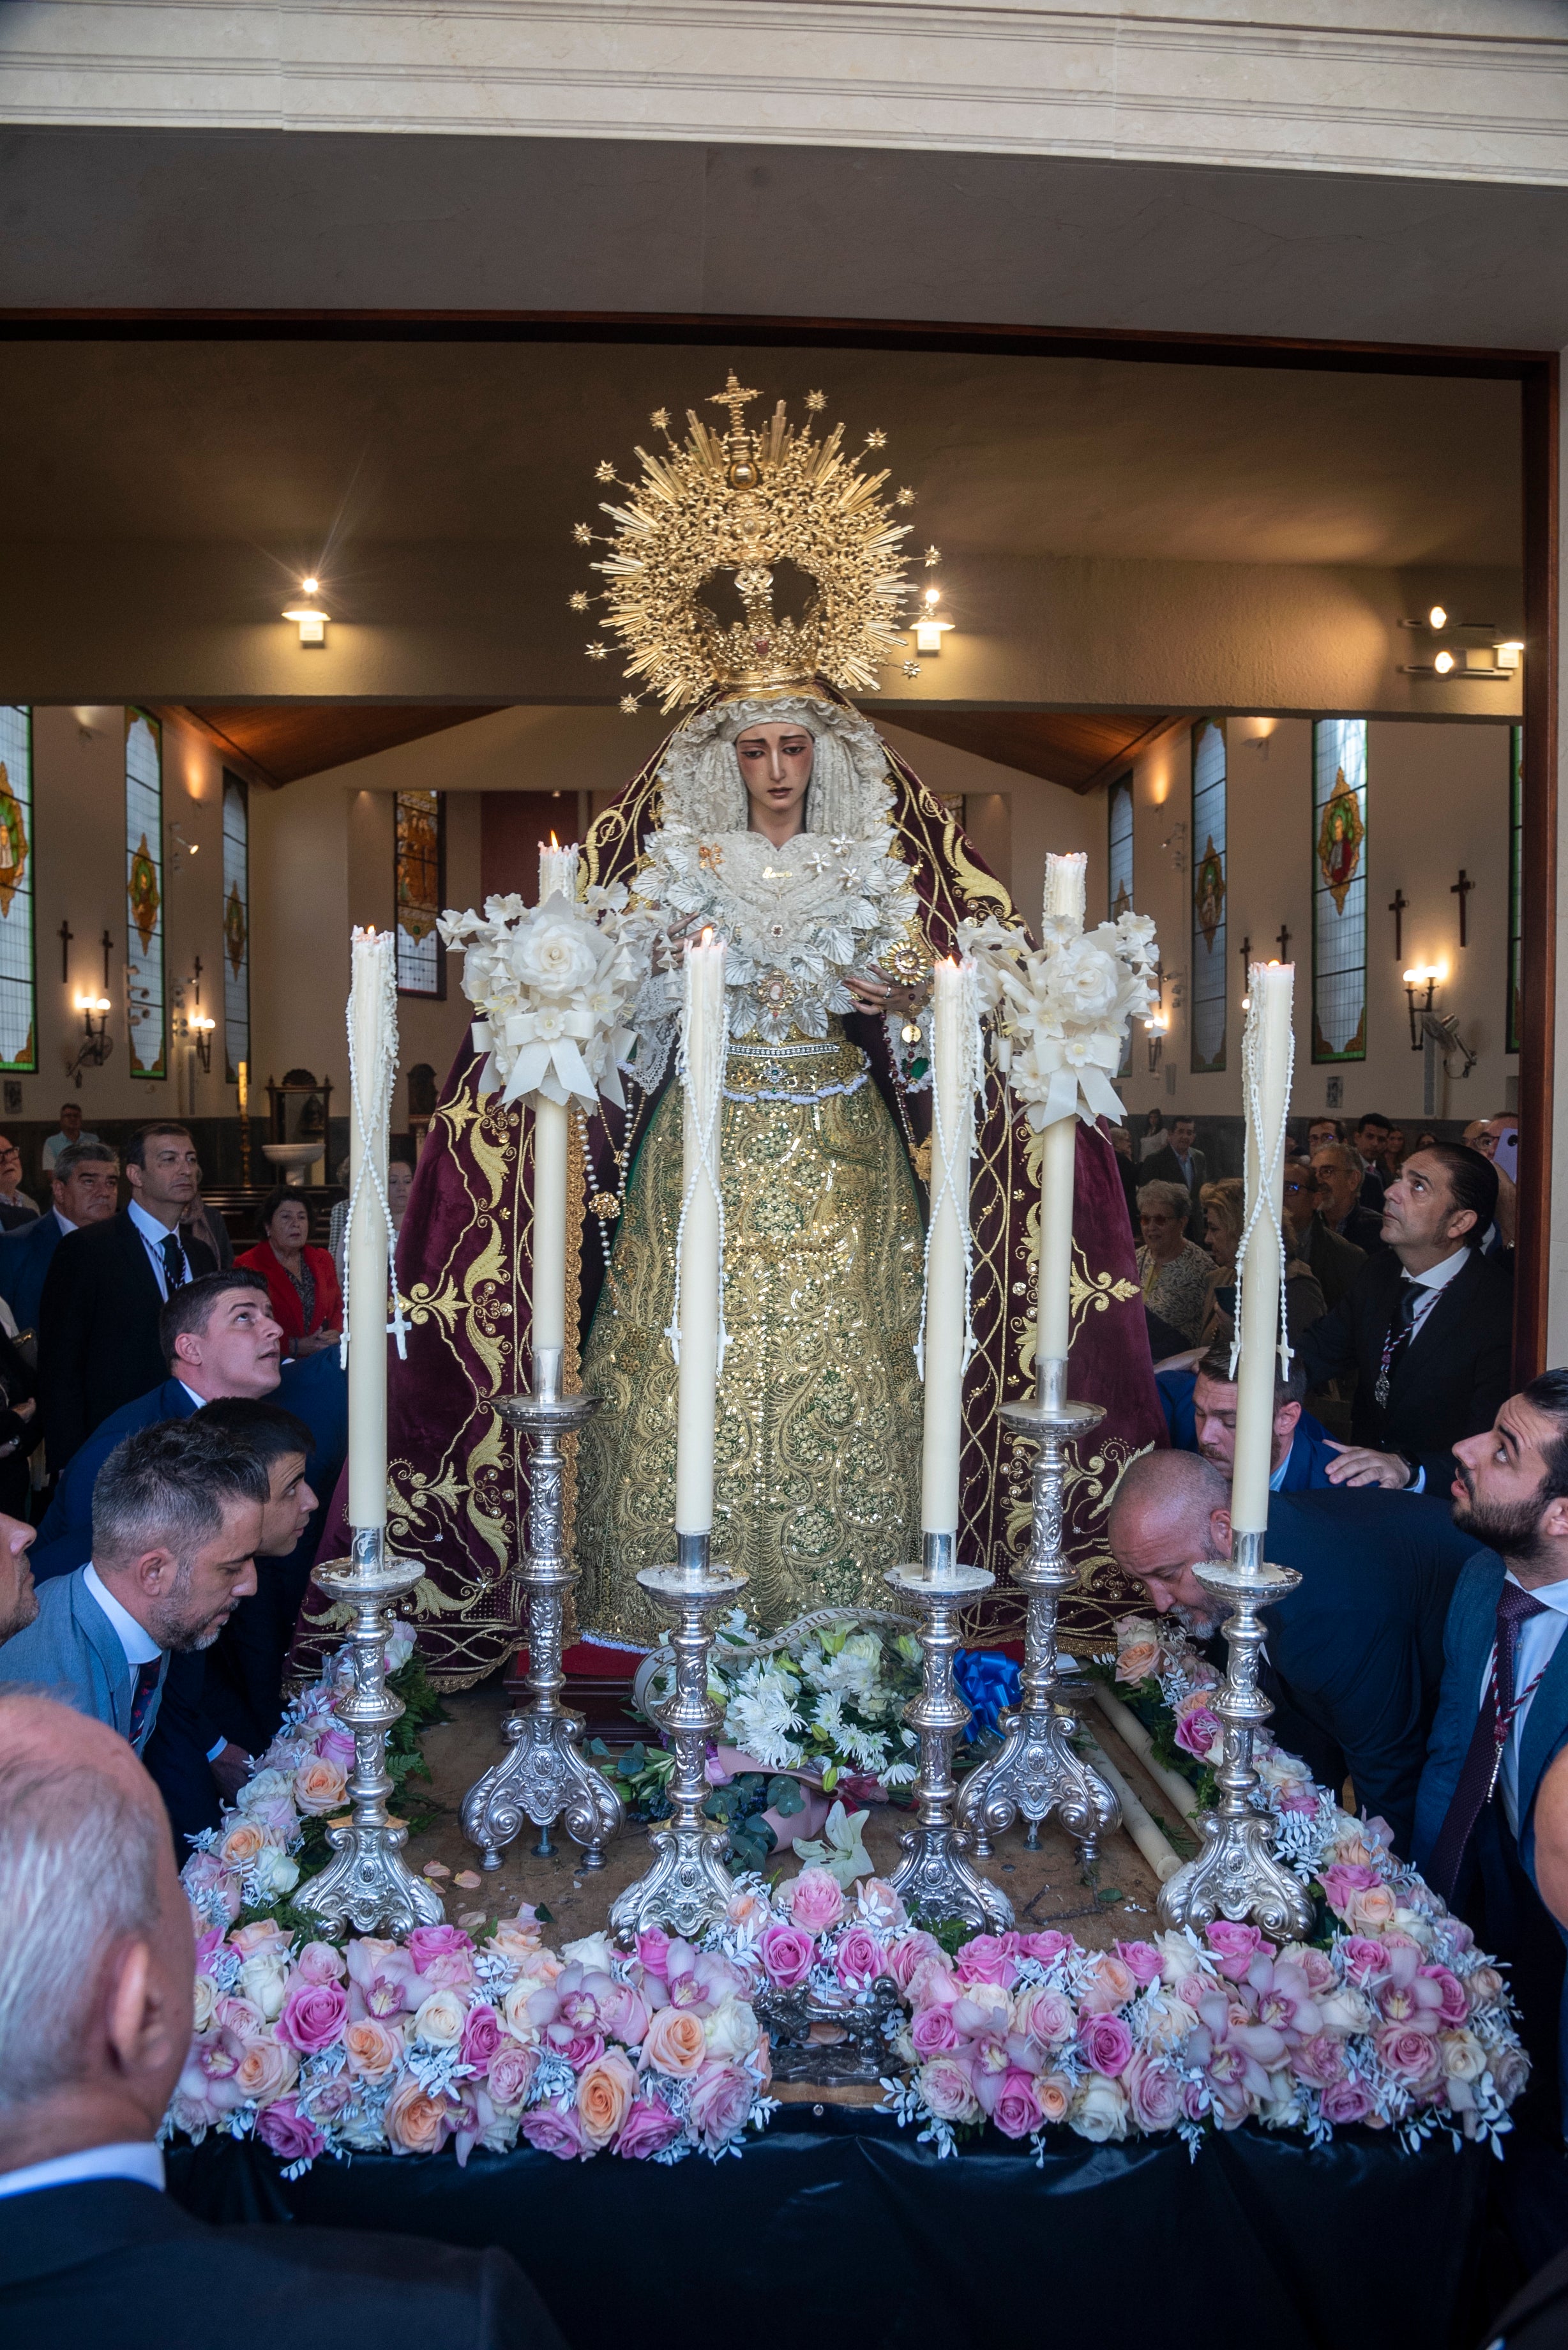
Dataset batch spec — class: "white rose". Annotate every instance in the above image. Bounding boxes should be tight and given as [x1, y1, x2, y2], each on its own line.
[251, 1849, 301, 1901]
[1069, 2077, 1129, 2144]
[1136, 1992, 1198, 2057]
[236, 1768, 292, 1813]
[704, 1999, 761, 2061]
[1156, 1930, 1207, 1987]
[1318, 1987, 1377, 2036]
[1440, 2029, 1488, 2083]
[510, 913, 599, 998]
[238, 1952, 289, 2022]
[1059, 944, 1120, 1019]
[412, 1988, 469, 2048]
[1392, 1907, 1436, 1949]
[560, 1932, 617, 1974]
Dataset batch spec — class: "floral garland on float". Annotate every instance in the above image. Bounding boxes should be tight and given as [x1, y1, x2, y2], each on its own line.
[957, 903, 1159, 1128]
[168, 1621, 1528, 2176]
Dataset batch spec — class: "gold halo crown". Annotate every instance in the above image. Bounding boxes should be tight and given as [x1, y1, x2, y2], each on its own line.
[572, 375, 938, 713]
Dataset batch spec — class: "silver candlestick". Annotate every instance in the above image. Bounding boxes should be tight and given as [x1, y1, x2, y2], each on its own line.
[608, 1531, 748, 1941]
[884, 1535, 1014, 1933]
[1156, 1529, 1313, 1937]
[956, 1358, 1119, 1863]
[296, 1527, 446, 1937]
[462, 1349, 625, 1872]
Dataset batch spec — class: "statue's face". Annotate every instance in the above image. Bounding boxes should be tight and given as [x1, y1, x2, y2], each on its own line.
[734, 724, 815, 831]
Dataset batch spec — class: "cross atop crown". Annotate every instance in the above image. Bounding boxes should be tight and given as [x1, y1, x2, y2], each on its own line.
[707, 371, 761, 441]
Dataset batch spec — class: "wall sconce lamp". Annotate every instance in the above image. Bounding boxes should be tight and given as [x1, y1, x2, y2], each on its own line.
[282, 577, 330, 647]
[1403, 966, 1440, 1051]
[1144, 1010, 1168, 1075]
[1399, 604, 1520, 681]
[69, 992, 113, 1088]
[190, 1010, 217, 1074]
[912, 585, 954, 656]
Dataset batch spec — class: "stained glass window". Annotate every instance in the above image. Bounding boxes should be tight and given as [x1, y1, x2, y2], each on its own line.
[395, 789, 445, 997]
[1108, 771, 1134, 1075]
[1311, 718, 1368, 1064]
[0, 709, 36, 1075]
[1189, 719, 1227, 1075]
[1507, 724, 1523, 1056]
[124, 708, 165, 1079]
[222, 770, 250, 1084]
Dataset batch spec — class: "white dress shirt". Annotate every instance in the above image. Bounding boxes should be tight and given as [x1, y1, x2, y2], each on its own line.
[82, 1562, 162, 1669]
[126, 1197, 190, 1301]
[0, 2141, 164, 2200]
[1478, 1573, 1568, 1838]
[52, 1205, 77, 1236]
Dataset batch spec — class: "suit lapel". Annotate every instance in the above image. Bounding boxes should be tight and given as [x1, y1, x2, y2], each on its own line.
[1397, 1253, 1476, 1377]
[72, 1570, 134, 1733]
[117, 1208, 164, 1313]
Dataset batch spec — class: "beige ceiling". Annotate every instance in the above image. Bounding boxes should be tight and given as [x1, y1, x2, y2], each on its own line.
[2, 338, 1521, 572]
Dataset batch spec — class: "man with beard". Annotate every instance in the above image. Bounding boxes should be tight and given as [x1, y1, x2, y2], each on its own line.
[1413, 1372, 1568, 2130]
[1107, 1450, 1480, 1855]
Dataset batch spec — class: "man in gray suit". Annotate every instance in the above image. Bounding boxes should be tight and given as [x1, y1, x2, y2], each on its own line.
[0, 1421, 265, 1755]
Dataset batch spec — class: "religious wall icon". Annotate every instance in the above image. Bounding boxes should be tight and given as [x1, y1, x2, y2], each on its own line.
[1316, 770, 1364, 914]
[225, 878, 248, 977]
[0, 764, 29, 921]
[128, 833, 161, 951]
[1193, 835, 1226, 950]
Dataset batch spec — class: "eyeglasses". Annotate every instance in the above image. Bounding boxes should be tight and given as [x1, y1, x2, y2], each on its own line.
[1282, 1178, 1320, 1195]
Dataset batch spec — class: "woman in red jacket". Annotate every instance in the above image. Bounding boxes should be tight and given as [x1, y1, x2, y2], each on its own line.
[237, 1188, 343, 1358]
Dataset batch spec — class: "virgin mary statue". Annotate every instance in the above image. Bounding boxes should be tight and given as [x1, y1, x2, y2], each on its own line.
[329, 378, 1164, 1686]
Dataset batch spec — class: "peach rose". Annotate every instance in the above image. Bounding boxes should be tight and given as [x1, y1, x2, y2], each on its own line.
[1115, 1638, 1161, 1685]
[384, 2077, 457, 2157]
[1466, 1967, 1505, 2010]
[1034, 2072, 1073, 2125]
[293, 1758, 349, 1817]
[577, 2049, 638, 2148]
[1440, 2029, 1488, 2083]
[234, 2035, 298, 2102]
[488, 1916, 545, 1962]
[1346, 1884, 1399, 1934]
[218, 1819, 272, 1870]
[641, 2005, 707, 2078]
[191, 1975, 215, 2032]
[1078, 1954, 1136, 2014]
[344, 2017, 405, 2084]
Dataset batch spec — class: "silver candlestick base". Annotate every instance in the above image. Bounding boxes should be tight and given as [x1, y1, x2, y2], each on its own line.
[296, 1527, 446, 1937]
[1156, 1530, 1314, 1938]
[462, 1351, 625, 1872]
[956, 1360, 1119, 1863]
[884, 1535, 1014, 1933]
[608, 1531, 748, 1942]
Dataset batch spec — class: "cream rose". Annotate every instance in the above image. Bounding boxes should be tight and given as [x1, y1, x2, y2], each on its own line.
[412, 1987, 469, 2049]
[561, 1931, 617, 1973]
[1466, 1966, 1505, 2010]
[704, 1999, 761, 2061]
[509, 913, 599, 997]
[1440, 2029, 1489, 2083]
[237, 1952, 289, 2022]
[1318, 1987, 1378, 2036]
[1069, 2076, 1129, 2143]
[293, 1758, 349, 1818]
[191, 1975, 215, 2032]
[576, 2049, 638, 2148]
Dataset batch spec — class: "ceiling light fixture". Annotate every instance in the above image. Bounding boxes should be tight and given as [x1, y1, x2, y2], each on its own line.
[283, 580, 331, 647]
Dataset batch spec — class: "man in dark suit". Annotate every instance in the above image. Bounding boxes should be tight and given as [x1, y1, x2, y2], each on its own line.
[1281, 1155, 1365, 1311]
[1311, 1141, 1387, 1255]
[1159, 1345, 1339, 1492]
[38, 1124, 215, 1469]
[1413, 1372, 1568, 2134]
[1139, 1114, 1207, 1238]
[1351, 1112, 1393, 1211]
[1296, 1141, 1512, 1494]
[0, 1694, 563, 2349]
[1108, 1450, 1481, 1854]
[0, 1140, 120, 1336]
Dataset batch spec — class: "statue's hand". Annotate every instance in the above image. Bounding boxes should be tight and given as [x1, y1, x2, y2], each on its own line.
[650, 914, 707, 974]
[846, 965, 929, 1019]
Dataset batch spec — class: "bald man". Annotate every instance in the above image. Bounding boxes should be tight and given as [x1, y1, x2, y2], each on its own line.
[0, 1695, 564, 2347]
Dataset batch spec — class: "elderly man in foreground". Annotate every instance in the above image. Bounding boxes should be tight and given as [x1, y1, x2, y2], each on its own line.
[0, 1692, 564, 2345]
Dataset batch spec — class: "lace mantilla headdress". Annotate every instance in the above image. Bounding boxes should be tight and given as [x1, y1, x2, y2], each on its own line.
[655, 695, 894, 840]
[572, 374, 939, 713]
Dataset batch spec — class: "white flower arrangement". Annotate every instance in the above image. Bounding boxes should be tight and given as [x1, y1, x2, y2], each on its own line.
[633, 823, 921, 1046]
[711, 1611, 923, 1793]
[439, 881, 649, 1109]
[958, 907, 1159, 1127]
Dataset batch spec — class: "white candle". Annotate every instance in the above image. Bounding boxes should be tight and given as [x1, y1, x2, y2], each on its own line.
[538, 838, 580, 904]
[674, 932, 727, 1537]
[531, 1096, 569, 1361]
[1231, 962, 1295, 1539]
[921, 957, 976, 1539]
[347, 927, 396, 1530]
[1036, 853, 1087, 1376]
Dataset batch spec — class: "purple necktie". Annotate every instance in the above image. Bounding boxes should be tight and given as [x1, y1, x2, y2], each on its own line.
[1427, 1579, 1548, 1902]
[128, 1658, 161, 1748]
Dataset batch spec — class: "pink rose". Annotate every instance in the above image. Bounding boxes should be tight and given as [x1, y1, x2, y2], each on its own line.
[1124, 2051, 1182, 2132]
[917, 2054, 979, 2123]
[954, 1934, 1018, 1988]
[615, 2095, 686, 2161]
[314, 1725, 356, 1771]
[1319, 2078, 1373, 2126]
[408, 1924, 476, 1989]
[886, 1932, 948, 1993]
[253, 2096, 324, 2165]
[461, 2003, 504, 2070]
[1018, 1930, 1074, 1966]
[636, 1929, 672, 1978]
[278, 1979, 348, 2056]
[911, 2005, 960, 2058]
[641, 2006, 708, 2078]
[1115, 1941, 1163, 1989]
[787, 1868, 845, 1936]
[1421, 1966, 1470, 2028]
[230, 1920, 291, 1959]
[1290, 2032, 1350, 2090]
[1011, 1987, 1075, 2050]
[1290, 1946, 1338, 1995]
[1340, 1936, 1390, 1989]
[1078, 2011, 1134, 2077]
[758, 1924, 815, 1990]
[1319, 1862, 1380, 1920]
[908, 1958, 962, 2014]
[486, 2042, 538, 2109]
[294, 1941, 347, 1987]
[521, 2103, 590, 2161]
[834, 1928, 886, 1991]
[688, 2059, 755, 2151]
[550, 2026, 606, 2075]
[992, 2067, 1044, 2142]
[1205, 1922, 1269, 1982]
[601, 1982, 652, 2047]
[1376, 2024, 1444, 2092]
[1174, 1707, 1222, 1760]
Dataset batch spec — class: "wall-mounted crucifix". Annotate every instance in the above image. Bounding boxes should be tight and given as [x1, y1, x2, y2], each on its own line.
[101, 930, 114, 992]
[1237, 934, 1251, 987]
[1451, 867, 1475, 947]
[57, 919, 73, 983]
[1388, 888, 1408, 960]
[1276, 923, 1292, 964]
